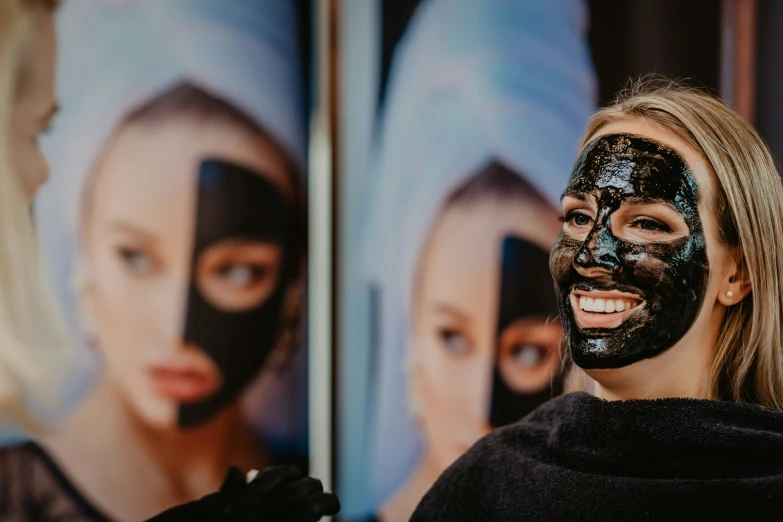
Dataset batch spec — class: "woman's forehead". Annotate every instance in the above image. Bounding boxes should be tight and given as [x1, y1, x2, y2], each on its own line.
[580, 119, 715, 207]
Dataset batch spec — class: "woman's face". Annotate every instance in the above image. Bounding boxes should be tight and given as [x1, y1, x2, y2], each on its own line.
[84, 115, 291, 430]
[412, 196, 562, 470]
[11, 8, 57, 201]
[550, 117, 733, 380]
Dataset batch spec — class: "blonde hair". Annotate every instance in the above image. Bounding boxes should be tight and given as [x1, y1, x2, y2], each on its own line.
[0, 0, 77, 432]
[575, 78, 783, 410]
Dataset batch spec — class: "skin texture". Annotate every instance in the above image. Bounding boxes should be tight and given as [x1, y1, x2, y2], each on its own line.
[551, 133, 709, 369]
[553, 118, 751, 403]
[11, 8, 58, 201]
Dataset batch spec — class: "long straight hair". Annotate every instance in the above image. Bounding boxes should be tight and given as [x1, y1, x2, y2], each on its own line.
[0, 0, 77, 432]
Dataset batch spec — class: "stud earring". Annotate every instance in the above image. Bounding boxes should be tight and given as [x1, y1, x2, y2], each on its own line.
[726, 291, 734, 298]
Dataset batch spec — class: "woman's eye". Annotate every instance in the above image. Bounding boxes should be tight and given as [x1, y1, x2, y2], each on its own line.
[509, 344, 547, 368]
[438, 328, 469, 354]
[563, 210, 593, 228]
[630, 217, 671, 233]
[219, 264, 265, 288]
[118, 248, 155, 275]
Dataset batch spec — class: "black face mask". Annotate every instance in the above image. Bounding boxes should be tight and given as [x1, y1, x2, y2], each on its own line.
[550, 133, 709, 370]
[490, 235, 562, 427]
[179, 159, 292, 427]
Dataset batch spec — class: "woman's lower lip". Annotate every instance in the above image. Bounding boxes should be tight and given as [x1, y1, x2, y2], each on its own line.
[149, 368, 219, 403]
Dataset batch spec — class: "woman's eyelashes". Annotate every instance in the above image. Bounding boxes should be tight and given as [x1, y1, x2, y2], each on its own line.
[628, 216, 672, 233]
[559, 205, 683, 241]
[561, 209, 594, 228]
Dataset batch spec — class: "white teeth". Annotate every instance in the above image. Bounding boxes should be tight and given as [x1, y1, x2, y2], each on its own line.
[577, 295, 638, 313]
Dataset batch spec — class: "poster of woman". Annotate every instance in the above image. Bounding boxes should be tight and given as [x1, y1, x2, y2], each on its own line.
[337, 0, 597, 520]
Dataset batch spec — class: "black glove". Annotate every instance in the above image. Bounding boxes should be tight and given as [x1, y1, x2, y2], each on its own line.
[146, 465, 340, 522]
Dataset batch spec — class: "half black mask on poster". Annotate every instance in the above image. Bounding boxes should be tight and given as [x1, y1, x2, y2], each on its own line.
[179, 159, 292, 427]
[550, 133, 709, 370]
[490, 235, 562, 427]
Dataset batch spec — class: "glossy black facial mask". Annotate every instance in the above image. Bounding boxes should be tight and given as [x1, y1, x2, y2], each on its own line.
[550, 133, 709, 369]
[179, 159, 291, 427]
[490, 236, 561, 427]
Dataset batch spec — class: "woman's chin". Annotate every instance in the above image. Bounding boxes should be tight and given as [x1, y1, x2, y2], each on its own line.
[127, 393, 180, 430]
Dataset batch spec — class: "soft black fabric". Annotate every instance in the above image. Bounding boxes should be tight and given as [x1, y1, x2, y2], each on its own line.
[412, 392, 783, 521]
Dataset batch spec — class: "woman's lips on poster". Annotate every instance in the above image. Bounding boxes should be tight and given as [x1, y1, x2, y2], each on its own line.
[570, 290, 644, 329]
[149, 350, 222, 403]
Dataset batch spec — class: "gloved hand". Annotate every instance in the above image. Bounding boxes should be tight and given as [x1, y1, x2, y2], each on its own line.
[146, 465, 340, 522]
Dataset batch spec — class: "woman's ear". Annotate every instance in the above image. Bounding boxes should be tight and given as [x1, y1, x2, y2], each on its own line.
[717, 250, 752, 307]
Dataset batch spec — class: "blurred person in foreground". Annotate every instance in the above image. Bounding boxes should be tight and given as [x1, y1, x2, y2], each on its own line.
[0, 0, 337, 520]
[29, 0, 310, 519]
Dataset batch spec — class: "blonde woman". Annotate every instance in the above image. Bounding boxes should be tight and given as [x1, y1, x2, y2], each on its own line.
[0, 0, 338, 520]
[412, 79, 783, 521]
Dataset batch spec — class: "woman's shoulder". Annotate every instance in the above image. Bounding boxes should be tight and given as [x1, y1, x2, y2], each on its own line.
[0, 441, 112, 522]
[411, 393, 783, 521]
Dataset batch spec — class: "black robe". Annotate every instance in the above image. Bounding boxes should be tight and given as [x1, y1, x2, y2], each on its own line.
[412, 392, 783, 521]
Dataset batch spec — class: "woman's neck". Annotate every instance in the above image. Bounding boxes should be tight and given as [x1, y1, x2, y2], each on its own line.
[587, 331, 714, 402]
[41, 375, 268, 521]
[585, 300, 725, 402]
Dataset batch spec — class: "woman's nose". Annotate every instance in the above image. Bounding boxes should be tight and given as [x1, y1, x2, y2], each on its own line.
[573, 225, 621, 277]
[149, 274, 189, 342]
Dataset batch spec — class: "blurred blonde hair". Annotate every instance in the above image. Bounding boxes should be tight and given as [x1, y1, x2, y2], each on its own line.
[0, 0, 76, 433]
[568, 78, 783, 410]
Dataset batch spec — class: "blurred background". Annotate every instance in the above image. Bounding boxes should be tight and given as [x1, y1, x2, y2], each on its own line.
[3, 0, 781, 520]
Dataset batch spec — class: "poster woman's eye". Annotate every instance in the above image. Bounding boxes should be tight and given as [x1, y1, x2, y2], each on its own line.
[508, 343, 547, 368]
[219, 263, 268, 289]
[117, 247, 158, 276]
[498, 319, 561, 393]
[438, 327, 470, 354]
[197, 240, 282, 312]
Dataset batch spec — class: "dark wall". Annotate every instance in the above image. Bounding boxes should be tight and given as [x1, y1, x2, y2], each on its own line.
[588, 0, 722, 105]
[755, 0, 783, 168]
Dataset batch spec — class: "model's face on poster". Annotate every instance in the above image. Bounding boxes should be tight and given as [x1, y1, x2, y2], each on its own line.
[412, 197, 562, 469]
[83, 115, 292, 429]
